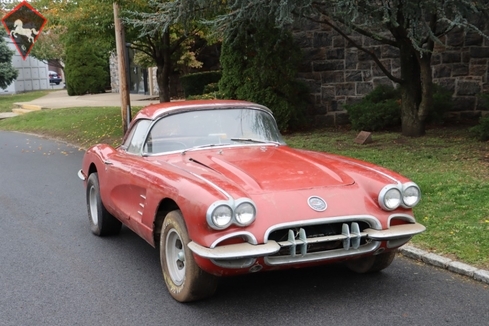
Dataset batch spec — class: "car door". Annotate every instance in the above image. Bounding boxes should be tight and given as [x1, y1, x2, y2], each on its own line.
[103, 119, 153, 235]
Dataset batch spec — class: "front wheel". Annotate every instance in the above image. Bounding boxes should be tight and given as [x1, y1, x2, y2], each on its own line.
[160, 210, 218, 302]
[86, 172, 122, 236]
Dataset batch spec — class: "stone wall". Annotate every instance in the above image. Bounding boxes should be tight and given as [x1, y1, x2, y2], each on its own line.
[294, 21, 489, 126]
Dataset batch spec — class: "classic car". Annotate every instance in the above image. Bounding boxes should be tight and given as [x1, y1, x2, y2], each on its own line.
[78, 99, 425, 302]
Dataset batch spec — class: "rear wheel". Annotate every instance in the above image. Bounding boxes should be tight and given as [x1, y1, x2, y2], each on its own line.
[346, 250, 397, 273]
[160, 210, 217, 302]
[86, 173, 122, 236]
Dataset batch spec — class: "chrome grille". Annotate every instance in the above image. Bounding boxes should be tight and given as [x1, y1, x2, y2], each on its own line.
[264, 218, 381, 266]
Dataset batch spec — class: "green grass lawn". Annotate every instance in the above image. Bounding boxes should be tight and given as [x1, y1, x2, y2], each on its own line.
[1, 107, 488, 269]
[0, 91, 50, 113]
[286, 127, 489, 268]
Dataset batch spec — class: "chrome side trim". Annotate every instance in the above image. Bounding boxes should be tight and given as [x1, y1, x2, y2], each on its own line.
[77, 169, 86, 181]
[185, 170, 232, 200]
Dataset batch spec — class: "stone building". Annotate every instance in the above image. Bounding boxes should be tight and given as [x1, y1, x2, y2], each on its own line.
[109, 22, 489, 126]
[293, 21, 489, 126]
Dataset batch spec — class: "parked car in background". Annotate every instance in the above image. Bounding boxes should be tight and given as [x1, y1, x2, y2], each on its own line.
[77, 100, 425, 302]
[49, 71, 62, 85]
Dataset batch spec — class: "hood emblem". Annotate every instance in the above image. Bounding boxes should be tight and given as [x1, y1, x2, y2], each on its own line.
[308, 196, 327, 212]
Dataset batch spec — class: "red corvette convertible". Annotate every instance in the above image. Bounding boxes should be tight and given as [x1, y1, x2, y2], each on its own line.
[78, 100, 425, 302]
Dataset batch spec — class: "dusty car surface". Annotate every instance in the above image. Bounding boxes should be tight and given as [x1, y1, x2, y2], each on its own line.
[78, 100, 425, 302]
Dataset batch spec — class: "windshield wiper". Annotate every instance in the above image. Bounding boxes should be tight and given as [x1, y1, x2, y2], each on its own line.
[184, 143, 232, 153]
[230, 138, 277, 144]
[193, 143, 231, 148]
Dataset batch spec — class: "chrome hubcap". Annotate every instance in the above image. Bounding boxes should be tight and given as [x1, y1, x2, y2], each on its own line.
[166, 229, 185, 285]
[88, 186, 98, 225]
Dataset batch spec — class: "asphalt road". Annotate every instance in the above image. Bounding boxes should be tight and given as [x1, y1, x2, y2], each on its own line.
[1, 131, 488, 326]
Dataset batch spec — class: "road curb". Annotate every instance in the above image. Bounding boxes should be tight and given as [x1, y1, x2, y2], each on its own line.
[399, 245, 489, 285]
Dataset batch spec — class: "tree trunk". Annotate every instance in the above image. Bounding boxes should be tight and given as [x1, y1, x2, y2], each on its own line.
[418, 55, 433, 123]
[399, 41, 425, 137]
[156, 30, 171, 103]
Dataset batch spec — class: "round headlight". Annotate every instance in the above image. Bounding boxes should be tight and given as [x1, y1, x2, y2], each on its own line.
[210, 205, 233, 229]
[235, 202, 256, 226]
[379, 186, 402, 211]
[402, 184, 421, 207]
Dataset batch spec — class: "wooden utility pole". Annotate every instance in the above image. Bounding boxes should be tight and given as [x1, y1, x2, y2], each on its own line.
[113, 2, 131, 134]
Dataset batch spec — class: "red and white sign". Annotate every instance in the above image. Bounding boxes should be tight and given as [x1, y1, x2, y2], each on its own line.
[1, 1, 47, 60]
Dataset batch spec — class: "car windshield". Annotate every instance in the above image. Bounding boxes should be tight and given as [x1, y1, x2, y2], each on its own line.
[143, 107, 285, 154]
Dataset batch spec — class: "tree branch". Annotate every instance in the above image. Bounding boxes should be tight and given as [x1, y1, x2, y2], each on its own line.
[305, 14, 403, 84]
[310, 2, 398, 47]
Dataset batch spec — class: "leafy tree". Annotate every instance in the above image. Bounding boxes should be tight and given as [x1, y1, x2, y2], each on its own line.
[32, 0, 213, 102]
[29, 25, 66, 72]
[32, 0, 115, 90]
[219, 20, 308, 131]
[123, 1, 215, 102]
[179, 0, 489, 137]
[0, 27, 18, 89]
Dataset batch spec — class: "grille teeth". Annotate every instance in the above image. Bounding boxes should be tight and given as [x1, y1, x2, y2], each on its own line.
[342, 222, 362, 250]
[266, 218, 381, 266]
[281, 222, 365, 256]
[351, 222, 361, 249]
[287, 229, 308, 257]
[342, 224, 350, 250]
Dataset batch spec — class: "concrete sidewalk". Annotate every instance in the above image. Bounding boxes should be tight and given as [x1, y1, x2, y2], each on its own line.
[0, 90, 160, 119]
[18, 90, 159, 109]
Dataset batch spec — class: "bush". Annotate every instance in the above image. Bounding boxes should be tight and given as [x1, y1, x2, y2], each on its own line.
[345, 85, 401, 131]
[65, 42, 109, 96]
[180, 71, 221, 97]
[218, 20, 309, 132]
[346, 84, 453, 131]
[470, 115, 489, 141]
[186, 91, 224, 100]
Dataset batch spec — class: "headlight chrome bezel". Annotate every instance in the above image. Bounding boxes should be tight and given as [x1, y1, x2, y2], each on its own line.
[378, 183, 421, 211]
[207, 198, 257, 230]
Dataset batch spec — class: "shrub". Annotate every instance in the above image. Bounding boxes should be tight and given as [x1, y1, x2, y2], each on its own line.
[186, 91, 224, 100]
[65, 42, 109, 96]
[346, 84, 453, 131]
[218, 20, 309, 131]
[470, 115, 489, 141]
[180, 71, 221, 97]
[345, 85, 401, 131]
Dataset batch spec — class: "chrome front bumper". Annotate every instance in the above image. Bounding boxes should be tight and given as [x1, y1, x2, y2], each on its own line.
[188, 222, 425, 267]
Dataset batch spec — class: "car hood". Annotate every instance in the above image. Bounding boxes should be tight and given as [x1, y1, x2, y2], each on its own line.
[166, 145, 357, 194]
